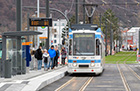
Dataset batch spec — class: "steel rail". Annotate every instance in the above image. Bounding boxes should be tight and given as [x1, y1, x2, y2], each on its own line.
[79, 77, 93, 91]
[116, 52, 133, 91]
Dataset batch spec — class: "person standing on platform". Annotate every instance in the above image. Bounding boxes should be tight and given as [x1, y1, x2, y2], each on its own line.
[47, 45, 56, 69]
[61, 47, 67, 65]
[35, 46, 43, 70]
[54, 46, 60, 68]
[42, 49, 49, 71]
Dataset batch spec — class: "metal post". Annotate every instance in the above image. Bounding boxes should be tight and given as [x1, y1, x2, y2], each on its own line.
[46, 0, 50, 50]
[46, 0, 50, 18]
[17, 37, 22, 74]
[2, 36, 6, 77]
[139, 31, 140, 54]
[16, 0, 22, 32]
[126, 30, 128, 50]
[37, 0, 40, 47]
[119, 29, 121, 52]
[89, 7, 93, 24]
[27, 13, 30, 41]
[100, 13, 102, 28]
[105, 20, 107, 56]
[110, 26, 112, 55]
[88, 17, 91, 24]
[16, 0, 22, 74]
[75, 0, 79, 24]
[83, 0, 85, 24]
[59, 19, 61, 45]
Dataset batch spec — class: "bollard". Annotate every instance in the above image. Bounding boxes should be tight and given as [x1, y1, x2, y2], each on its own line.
[22, 58, 26, 74]
[4, 59, 12, 78]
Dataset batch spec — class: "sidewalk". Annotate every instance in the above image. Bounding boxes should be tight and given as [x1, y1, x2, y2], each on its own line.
[0, 66, 67, 91]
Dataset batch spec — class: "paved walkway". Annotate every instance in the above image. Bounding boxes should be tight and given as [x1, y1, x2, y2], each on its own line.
[0, 66, 67, 91]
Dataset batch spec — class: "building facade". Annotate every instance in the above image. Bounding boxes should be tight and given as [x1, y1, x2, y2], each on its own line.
[122, 27, 140, 50]
[50, 19, 67, 47]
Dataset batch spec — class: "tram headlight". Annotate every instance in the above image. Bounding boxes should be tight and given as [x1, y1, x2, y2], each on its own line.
[73, 63, 77, 67]
[91, 63, 95, 67]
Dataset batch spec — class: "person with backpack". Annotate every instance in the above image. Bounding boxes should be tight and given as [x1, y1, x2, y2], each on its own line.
[35, 46, 43, 70]
[61, 47, 67, 65]
[42, 49, 49, 71]
[47, 45, 56, 69]
[53, 46, 60, 68]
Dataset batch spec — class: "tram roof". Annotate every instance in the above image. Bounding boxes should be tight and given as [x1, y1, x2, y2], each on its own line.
[71, 24, 98, 31]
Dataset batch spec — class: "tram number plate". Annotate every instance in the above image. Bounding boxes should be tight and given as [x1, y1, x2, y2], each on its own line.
[79, 65, 89, 68]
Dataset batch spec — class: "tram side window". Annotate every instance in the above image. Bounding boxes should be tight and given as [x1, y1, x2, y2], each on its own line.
[96, 39, 100, 55]
[69, 39, 72, 55]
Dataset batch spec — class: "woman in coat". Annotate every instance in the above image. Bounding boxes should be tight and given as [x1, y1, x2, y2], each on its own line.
[61, 47, 66, 65]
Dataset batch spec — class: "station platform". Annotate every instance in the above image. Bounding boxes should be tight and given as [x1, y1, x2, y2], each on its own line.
[0, 66, 67, 91]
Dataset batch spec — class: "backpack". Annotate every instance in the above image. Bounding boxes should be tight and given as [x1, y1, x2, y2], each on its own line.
[34, 51, 38, 58]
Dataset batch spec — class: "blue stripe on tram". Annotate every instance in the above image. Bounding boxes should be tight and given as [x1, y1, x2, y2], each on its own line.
[68, 60, 101, 63]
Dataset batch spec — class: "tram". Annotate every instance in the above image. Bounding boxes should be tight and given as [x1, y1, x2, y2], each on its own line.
[68, 24, 105, 75]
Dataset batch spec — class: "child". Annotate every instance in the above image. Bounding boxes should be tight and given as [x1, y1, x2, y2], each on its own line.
[42, 49, 49, 71]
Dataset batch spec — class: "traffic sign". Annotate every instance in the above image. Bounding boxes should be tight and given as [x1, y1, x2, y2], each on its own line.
[29, 18, 52, 27]
[41, 26, 46, 29]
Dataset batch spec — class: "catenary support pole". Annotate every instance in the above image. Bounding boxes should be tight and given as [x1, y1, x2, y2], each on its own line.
[100, 13, 102, 27]
[119, 28, 121, 52]
[16, 0, 22, 74]
[16, 0, 22, 32]
[37, 0, 40, 48]
[110, 26, 112, 55]
[105, 20, 107, 56]
[27, 13, 30, 42]
[83, 0, 85, 24]
[75, 0, 79, 24]
[139, 31, 140, 54]
[46, 0, 50, 50]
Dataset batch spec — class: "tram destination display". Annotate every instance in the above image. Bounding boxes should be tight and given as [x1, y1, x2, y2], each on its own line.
[29, 18, 52, 27]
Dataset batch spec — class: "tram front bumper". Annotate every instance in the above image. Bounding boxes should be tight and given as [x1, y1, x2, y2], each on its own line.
[67, 67, 103, 74]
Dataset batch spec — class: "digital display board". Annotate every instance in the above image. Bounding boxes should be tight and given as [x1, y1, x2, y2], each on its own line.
[29, 18, 52, 27]
[74, 34, 94, 38]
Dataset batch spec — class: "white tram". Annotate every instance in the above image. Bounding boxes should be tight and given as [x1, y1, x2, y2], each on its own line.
[68, 24, 105, 75]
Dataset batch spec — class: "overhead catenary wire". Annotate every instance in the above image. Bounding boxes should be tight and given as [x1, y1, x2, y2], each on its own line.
[67, 0, 75, 14]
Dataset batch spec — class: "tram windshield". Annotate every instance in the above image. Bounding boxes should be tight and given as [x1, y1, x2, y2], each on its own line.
[73, 33, 95, 56]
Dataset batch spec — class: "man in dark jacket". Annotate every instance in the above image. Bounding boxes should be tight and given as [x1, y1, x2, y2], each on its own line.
[35, 46, 43, 70]
[53, 46, 60, 67]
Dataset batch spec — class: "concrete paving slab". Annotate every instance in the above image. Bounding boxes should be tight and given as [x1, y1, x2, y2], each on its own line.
[0, 66, 67, 91]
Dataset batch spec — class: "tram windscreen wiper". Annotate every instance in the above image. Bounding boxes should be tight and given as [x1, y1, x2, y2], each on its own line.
[75, 49, 83, 55]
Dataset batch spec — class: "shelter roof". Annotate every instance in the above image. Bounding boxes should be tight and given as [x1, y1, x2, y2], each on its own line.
[2, 31, 42, 36]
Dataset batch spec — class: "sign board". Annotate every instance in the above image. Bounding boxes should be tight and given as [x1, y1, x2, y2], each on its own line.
[38, 27, 48, 39]
[29, 18, 52, 27]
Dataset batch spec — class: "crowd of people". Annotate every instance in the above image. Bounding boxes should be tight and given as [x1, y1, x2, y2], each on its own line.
[34, 45, 67, 71]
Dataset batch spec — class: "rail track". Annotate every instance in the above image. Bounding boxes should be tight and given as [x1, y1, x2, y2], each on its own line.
[55, 76, 93, 91]
[55, 52, 138, 91]
[117, 52, 138, 91]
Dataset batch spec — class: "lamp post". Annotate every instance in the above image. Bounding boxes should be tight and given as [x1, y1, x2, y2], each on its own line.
[37, 0, 40, 48]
